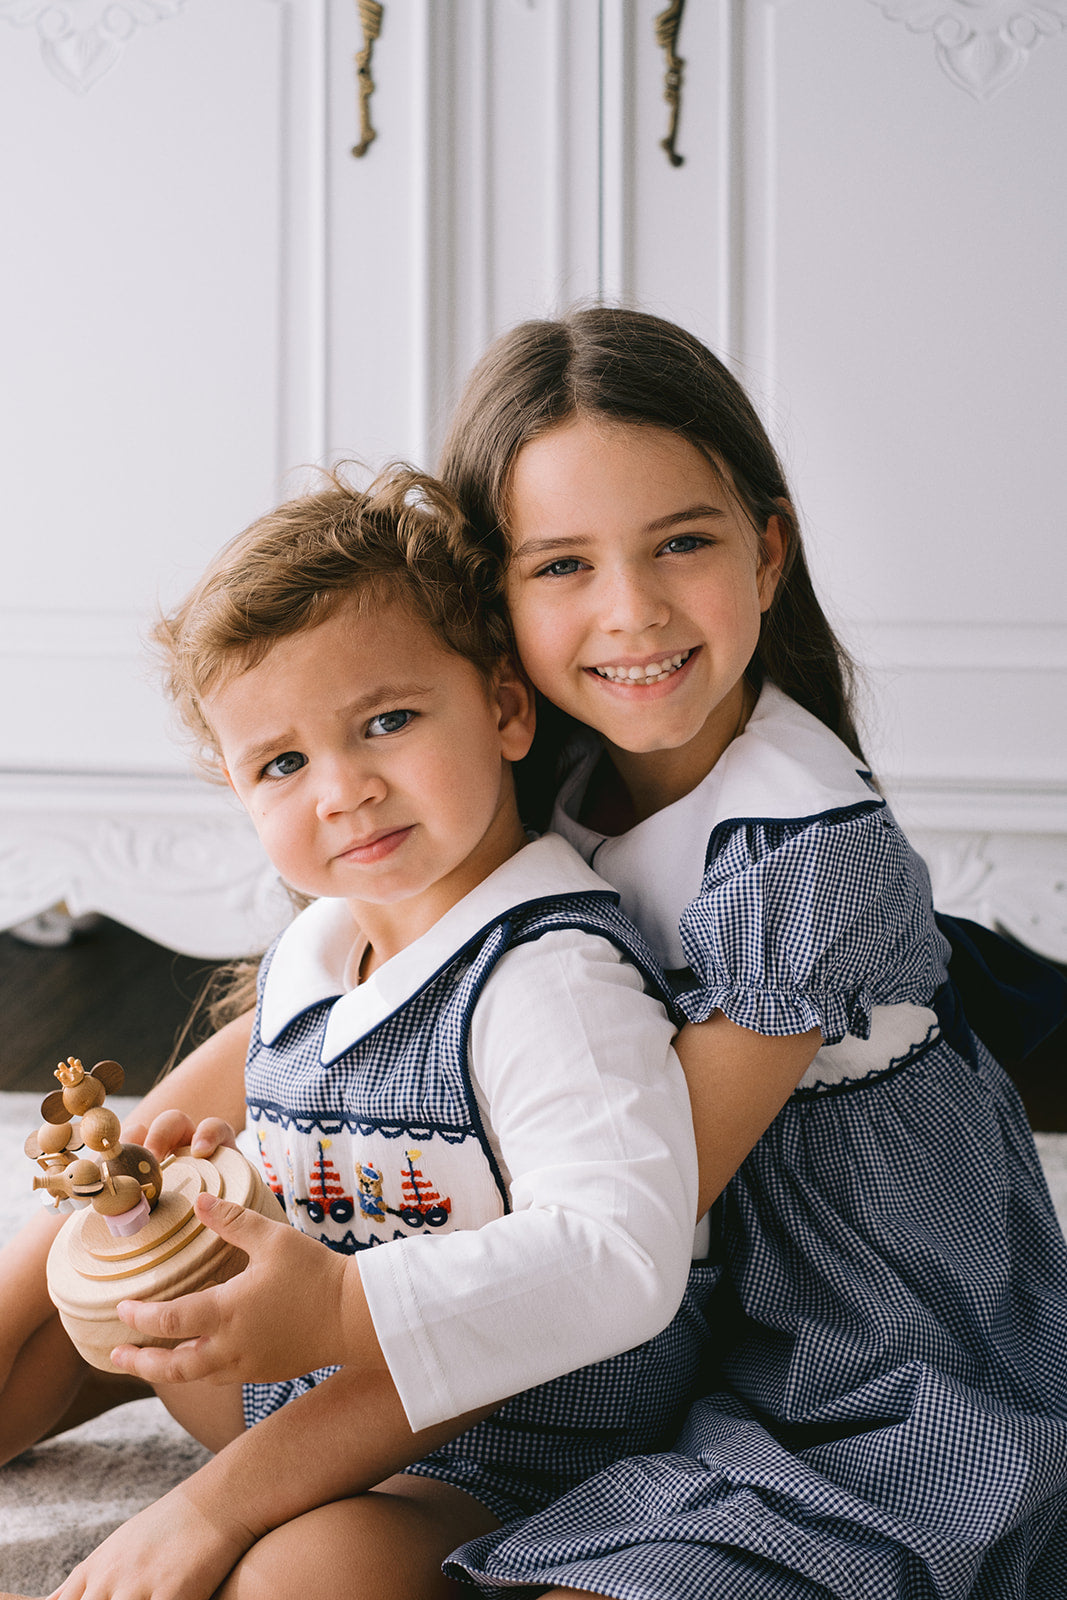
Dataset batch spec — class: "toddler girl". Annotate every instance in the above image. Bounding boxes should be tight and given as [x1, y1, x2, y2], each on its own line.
[14, 468, 713, 1600]
[436, 308, 1067, 1599]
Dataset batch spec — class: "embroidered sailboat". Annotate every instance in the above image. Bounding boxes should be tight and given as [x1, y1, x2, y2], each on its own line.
[296, 1138, 355, 1225]
[256, 1133, 285, 1203]
[396, 1148, 451, 1229]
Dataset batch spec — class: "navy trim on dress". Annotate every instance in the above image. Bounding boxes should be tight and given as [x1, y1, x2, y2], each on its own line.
[704, 798, 886, 873]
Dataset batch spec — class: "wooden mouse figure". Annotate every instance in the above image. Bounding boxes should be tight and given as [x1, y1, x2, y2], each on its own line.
[30, 1059, 162, 1236]
[28, 1052, 284, 1372]
[39, 1056, 125, 1125]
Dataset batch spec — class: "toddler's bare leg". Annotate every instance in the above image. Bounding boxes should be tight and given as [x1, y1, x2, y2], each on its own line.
[153, 1377, 248, 1454]
[0, 1210, 149, 1466]
[214, 1474, 499, 1600]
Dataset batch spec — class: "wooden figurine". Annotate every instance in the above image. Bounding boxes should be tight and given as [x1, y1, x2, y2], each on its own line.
[29, 1056, 284, 1372]
[25, 1118, 81, 1211]
[40, 1055, 125, 1124]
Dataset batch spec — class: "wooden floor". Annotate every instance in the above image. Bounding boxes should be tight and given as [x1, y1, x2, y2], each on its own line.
[1, 916, 1065, 1128]
[0, 917, 225, 1100]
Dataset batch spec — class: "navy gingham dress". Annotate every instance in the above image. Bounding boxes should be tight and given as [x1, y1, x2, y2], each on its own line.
[447, 690, 1067, 1598]
[242, 886, 716, 1524]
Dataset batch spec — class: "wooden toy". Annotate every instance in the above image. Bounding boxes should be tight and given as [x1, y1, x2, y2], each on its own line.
[29, 1057, 284, 1373]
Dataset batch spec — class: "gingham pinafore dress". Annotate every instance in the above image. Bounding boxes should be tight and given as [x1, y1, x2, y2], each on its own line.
[447, 686, 1067, 1598]
[242, 886, 717, 1523]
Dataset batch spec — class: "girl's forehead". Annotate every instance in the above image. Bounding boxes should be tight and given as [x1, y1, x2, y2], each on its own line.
[506, 417, 732, 520]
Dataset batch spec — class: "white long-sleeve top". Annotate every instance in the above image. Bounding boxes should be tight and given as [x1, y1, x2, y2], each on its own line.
[250, 835, 700, 1431]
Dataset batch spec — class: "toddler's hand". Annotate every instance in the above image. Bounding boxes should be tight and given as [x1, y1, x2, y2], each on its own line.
[125, 1110, 239, 1164]
[109, 1195, 360, 1385]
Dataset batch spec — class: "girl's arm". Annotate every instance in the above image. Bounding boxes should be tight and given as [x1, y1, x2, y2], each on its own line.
[676, 1013, 823, 1219]
[51, 1363, 496, 1600]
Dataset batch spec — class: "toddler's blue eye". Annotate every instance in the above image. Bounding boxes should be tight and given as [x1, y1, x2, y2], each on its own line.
[263, 751, 306, 779]
[537, 557, 583, 578]
[367, 709, 415, 737]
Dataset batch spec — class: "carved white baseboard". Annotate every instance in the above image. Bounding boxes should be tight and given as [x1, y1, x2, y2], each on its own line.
[883, 778, 1067, 964]
[907, 829, 1067, 966]
[0, 773, 292, 960]
[3, 773, 1065, 967]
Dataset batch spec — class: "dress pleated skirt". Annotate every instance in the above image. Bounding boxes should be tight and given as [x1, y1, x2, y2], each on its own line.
[447, 1041, 1067, 1598]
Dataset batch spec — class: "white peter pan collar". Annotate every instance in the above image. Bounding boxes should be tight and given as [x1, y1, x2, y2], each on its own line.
[258, 832, 616, 1062]
[552, 682, 881, 970]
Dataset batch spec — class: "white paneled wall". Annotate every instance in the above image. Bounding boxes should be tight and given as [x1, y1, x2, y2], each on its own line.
[1, 0, 1064, 958]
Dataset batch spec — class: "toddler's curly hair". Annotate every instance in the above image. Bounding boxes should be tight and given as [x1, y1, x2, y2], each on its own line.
[154, 466, 513, 778]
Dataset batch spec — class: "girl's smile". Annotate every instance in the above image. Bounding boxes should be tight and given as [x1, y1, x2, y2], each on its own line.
[204, 595, 533, 964]
[504, 417, 784, 812]
[589, 649, 695, 685]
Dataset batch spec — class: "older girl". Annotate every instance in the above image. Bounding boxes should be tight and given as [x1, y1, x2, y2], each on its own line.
[438, 308, 1067, 1599]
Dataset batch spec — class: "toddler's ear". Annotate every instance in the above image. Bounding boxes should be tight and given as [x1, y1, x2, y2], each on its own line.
[493, 664, 536, 763]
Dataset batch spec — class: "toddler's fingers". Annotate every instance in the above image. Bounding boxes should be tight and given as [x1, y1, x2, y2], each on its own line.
[190, 1117, 239, 1158]
[193, 1191, 276, 1250]
[142, 1108, 197, 1160]
[116, 1289, 223, 1342]
[110, 1336, 221, 1386]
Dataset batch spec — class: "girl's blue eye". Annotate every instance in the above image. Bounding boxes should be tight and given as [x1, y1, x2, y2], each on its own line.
[367, 709, 415, 737]
[263, 751, 306, 779]
[661, 534, 707, 555]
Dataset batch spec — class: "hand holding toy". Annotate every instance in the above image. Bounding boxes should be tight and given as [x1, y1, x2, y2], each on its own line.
[27, 1056, 283, 1373]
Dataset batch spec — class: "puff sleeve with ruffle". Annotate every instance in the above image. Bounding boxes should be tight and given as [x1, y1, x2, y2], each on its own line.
[674, 805, 948, 1045]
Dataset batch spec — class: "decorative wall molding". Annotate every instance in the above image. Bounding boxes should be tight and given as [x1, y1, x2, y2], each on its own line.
[907, 827, 1067, 963]
[886, 776, 1067, 836]
[870, 0, 1067, 99]
[0, 0, 190, 94]
[0, 775, 292, 958]
[858, 620, 1067, 673]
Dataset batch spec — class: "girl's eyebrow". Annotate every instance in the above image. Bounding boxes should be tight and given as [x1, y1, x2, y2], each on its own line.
[510, 534, 588, 559]
[644, 504, 727, 533]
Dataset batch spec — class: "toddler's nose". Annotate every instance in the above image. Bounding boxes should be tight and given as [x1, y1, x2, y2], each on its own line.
[315, 758, 385, 818]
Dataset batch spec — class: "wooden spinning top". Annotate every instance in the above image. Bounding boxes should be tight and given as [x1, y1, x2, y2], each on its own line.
[47, 1143, 283, 1372]
[29, 1054, 284, 1372]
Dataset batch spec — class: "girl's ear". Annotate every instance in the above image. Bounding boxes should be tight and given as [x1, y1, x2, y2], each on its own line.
[758, 502, 791, 611]
[493, 663, 537, 763]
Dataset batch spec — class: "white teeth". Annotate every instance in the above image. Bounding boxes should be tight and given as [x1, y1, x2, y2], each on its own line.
[593, 652, 690, 685]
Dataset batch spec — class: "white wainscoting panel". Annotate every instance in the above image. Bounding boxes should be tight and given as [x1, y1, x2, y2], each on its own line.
[0, 774, 291, 959]
[3, 1, 1063, 959]
[733, 0, 1066, 852]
